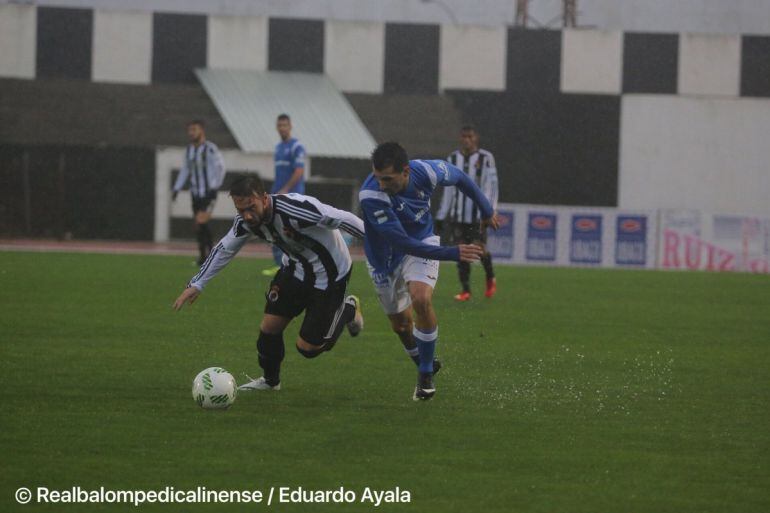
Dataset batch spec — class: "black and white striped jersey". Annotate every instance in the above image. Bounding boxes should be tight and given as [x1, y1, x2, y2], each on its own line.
[436, 149, 499, 224]
[173, 141, 226, 199]
[188, 193, 365, 291]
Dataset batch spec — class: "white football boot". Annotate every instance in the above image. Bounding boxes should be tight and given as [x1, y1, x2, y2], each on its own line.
[238, 375, 280, 391]
[346, 295, 364, 337]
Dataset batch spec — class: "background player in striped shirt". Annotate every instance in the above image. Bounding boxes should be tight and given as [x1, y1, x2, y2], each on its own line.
[263, 113, 307, 276]
[171, 119, 226, 265]
[436, 125, 499, 301]
[360, 142, 499, 401]
[173, 175, 364, 391]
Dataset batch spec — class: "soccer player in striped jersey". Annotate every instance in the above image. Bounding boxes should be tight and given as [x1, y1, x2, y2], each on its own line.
[360, 142, 499, 401]
[173, 175, 364, 391]
[171, 119, 227, 266]
[436, 125, 499, 301]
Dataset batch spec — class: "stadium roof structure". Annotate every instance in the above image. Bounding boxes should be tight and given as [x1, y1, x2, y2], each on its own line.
[195, 69, 376, 158]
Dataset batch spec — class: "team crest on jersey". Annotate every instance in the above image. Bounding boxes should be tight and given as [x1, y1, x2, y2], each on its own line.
[267, 285, 280, 302]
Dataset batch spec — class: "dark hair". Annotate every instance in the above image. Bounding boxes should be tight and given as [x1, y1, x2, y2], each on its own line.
[229, 174, 266, 197]
[277, 113, 291, 122]
[371, 142, 409, 172]
[460, 124, 477, 133]
[188, 119, 205, 128]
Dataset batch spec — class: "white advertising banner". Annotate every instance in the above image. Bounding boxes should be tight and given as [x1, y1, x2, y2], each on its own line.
[486, 203, 658, 269]
[658, 209, 770, 273]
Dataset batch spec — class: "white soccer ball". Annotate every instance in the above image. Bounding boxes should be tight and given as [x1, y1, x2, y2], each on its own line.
[192, 367, 237, 409]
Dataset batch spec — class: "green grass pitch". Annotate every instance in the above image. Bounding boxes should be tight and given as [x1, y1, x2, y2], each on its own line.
[1, 250, 768, 512]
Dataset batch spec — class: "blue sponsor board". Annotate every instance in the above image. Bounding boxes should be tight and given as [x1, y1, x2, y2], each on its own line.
[526, 212, 557, 261]
[615, 215, 647, 265]
[487, 210, 514, 260]
[570, 215, 602, 264]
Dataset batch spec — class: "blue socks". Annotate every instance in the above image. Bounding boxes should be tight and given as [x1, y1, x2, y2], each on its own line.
[413, 326, 438, 374]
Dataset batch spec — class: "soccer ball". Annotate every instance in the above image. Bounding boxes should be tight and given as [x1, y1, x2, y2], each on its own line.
[192, 367, 237, 409]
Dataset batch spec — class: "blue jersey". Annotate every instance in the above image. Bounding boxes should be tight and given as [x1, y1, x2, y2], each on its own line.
[272, 138, 306, 194]
[359, 159, 494, 275]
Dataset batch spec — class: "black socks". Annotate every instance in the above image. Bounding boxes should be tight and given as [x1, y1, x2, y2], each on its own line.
[257, 331, 285, 386]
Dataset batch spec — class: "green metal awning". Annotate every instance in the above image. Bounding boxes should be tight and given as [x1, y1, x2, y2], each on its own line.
[195, 69, 376, 158]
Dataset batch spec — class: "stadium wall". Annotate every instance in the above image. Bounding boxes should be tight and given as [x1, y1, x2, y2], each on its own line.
[1, 4, 769, 232]
[0, 145, 155, 240]
[4, 5, 768, 98]
[619, 95, 770, 218]
[447, 90, 621, 207]
[0, 3, 36, 79]
[27, 0, 770, 35]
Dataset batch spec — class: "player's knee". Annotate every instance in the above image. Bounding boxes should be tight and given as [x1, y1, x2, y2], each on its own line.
[296, 338, 323, 359]
[390, 318, 411, 335]
[410, 292, 433, 315]
[259, 323, 282, 335]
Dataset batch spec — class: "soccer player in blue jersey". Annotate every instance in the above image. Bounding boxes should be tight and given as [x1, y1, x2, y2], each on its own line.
[264, 113, 307, 275]
[360, 142, 499, 400]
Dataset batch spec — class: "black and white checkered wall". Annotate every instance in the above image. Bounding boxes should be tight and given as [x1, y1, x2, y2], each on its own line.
[2, 4, 769, 97]
[2, 3, 769, 213]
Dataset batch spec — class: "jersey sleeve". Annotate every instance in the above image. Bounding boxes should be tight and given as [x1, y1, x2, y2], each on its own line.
[172, 152, 190, 193]
[482, 154, 499, 211]
[187, 216, 251, 290]
[272, 194, 364, 239]
[292, 143, 306, 169]
[290, 194, 365, 239]
[209, 144, 226, 190]
[430, 160, 494, 219]
[315, 203, 365, 239]
[360, 194, 460, 261]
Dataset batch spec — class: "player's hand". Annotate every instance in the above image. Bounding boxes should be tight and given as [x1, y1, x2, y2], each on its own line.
[458, 244, 484, 262]
[172, 191, 178, 201]
[173, 287, 200, 311]
[481, 212, 501, 231]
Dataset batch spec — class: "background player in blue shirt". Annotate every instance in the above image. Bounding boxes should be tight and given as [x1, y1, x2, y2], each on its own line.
[360, 142, 499, 400]
[265, 113, 307, 275]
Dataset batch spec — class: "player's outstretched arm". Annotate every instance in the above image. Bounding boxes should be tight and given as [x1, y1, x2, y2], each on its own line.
[433, 160, 494, 221]
[181, 216, 251, 296]
[173, 287, 200, 311]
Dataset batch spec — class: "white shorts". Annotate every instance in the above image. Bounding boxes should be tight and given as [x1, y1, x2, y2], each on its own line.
[368, 235, 441, 315]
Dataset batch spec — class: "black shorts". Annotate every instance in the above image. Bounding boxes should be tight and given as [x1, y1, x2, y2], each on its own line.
[450, 222, 487, 245]
[191, 194, 216, 214]
[264, 267, 350, 346]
